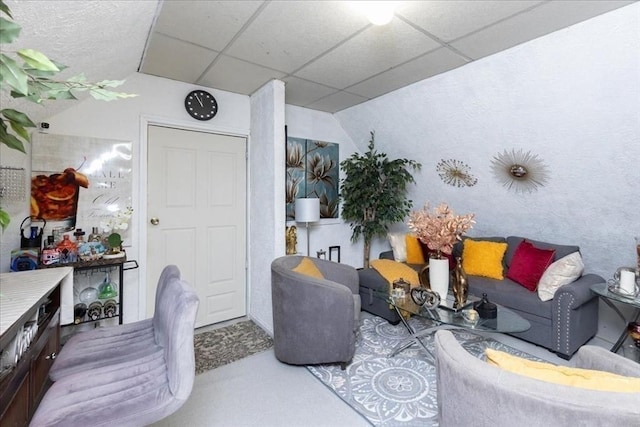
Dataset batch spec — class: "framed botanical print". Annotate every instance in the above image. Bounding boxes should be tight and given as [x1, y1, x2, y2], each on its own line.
[286, 136, 339, 221]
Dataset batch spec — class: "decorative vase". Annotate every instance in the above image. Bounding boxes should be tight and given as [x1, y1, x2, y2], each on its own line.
[428, 257, 450, 299]
[452, 256, 468, 309]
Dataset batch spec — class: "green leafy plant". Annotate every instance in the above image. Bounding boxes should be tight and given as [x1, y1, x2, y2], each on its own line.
[0, 0, 136, 230]
[340, 131, 421, 268]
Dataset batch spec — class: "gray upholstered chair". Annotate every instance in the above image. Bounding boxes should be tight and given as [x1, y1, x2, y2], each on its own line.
[434, 330, 640, 427]
[30, 265, 199, 427]
[271, 256, 360, 368]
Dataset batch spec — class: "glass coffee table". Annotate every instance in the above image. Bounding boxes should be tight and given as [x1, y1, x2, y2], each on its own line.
[590, 282, 640, 353]
[385, 292, 530, 360]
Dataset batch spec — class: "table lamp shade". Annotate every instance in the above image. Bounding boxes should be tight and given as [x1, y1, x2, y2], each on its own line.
[295, 198, 320, 223]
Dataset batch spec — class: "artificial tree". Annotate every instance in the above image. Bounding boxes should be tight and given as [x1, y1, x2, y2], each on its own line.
[340, 131, 421, 268]
[0, 0, 135, 230]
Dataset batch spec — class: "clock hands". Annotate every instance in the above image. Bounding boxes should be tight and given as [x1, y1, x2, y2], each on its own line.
[194, 93, 204, 107]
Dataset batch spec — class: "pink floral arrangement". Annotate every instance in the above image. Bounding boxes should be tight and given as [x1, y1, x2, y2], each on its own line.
[407, 202, 475, 258]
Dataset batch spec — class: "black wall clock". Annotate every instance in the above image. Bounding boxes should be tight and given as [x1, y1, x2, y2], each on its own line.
[184, 90, 218, 120]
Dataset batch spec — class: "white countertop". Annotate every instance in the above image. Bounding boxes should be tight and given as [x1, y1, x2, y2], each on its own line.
[0, 267, 74, 336]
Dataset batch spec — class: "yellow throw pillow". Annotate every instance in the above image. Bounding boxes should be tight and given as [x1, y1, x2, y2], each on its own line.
[486, 349, 640, 393]
[405, 234, 425, 264]
[370, 259, 420, 287]
[462, 240, 508, 280]
[292, 258, 324, 279]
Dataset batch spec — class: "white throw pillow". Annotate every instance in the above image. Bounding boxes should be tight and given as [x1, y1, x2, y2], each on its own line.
[537, 251, 584, 301]
[387, 232, 407, 262]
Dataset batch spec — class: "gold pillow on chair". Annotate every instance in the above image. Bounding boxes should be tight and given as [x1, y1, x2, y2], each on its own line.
[292, 258, 324, 279]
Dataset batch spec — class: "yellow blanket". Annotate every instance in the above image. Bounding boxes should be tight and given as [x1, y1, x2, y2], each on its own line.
[370, 259, 420, 289]
[370, 259, 421, 318]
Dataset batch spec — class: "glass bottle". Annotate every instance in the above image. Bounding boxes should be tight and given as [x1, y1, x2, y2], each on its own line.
[103, 300, 117, 318]
[56, 235, 78, 263]
[75, 228, 92, 261]
[74, 303, 87, 324]
[87, 301, 103, 321]
[88, 227, 102, 243]
[41, 235, 60, 266]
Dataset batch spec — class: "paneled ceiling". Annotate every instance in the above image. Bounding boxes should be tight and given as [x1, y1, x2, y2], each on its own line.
[140, 0, 634, 113]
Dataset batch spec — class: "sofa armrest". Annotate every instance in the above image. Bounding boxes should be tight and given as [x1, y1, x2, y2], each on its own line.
[574, 345, 640, 377]
[552, 273, 603, 310]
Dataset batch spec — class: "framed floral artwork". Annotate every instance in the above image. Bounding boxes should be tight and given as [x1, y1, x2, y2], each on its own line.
[286, 136, 339, 221]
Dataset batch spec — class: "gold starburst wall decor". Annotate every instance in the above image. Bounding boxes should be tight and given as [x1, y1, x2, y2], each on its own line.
[491, 149, 549, 193]
[436, 159, 478, 187]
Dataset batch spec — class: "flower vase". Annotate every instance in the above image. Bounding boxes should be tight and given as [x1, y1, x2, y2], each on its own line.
[429, 257, 450, 299]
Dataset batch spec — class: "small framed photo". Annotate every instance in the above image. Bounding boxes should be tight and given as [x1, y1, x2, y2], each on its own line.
[329, 246, 341, 263]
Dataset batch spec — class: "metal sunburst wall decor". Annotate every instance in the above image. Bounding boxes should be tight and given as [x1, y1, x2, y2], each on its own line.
[436, 159, 478, 188]
[491, 148, 549, 193]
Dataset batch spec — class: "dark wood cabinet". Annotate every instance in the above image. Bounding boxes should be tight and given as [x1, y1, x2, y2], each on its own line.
[0, 275, 63, 427]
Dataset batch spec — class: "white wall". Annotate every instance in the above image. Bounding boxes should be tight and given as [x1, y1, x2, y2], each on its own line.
[285, 105, 364, 267]
[336, 4, 640, 343]
[0, 72, 251, 323]
[248, 80, 286, 333]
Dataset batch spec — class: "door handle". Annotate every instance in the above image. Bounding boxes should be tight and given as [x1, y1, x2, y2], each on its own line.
[150, 217, 160, 225]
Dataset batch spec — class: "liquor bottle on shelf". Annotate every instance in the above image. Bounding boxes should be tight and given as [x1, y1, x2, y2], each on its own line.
[88, 227, 103, 243]
[103, 300, 117, 318]
[41, 235, 60, 266]
[74, 303, 87, 324]
[87, 301, 103, 321]
[56, 235, 78, 264]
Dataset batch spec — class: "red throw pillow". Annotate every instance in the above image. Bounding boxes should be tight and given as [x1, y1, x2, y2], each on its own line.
[507, 240, 556, 291]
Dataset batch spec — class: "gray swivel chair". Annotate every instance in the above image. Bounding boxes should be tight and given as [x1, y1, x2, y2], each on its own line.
[434, 330, 640, 426]
[30, 265, 199, 427]
[271, 256, 360, 368]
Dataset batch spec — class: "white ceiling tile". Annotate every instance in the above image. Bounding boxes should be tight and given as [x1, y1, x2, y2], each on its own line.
[154, 0, 263, 51]
[199, 55, 286, 95]
[347, 48, 469, 98]
[306, 91, 369, 113]
[397, 1, 544, 42]
[141, 33, 218, 82]
[283, 77, 339, 107]
[295, 19, 442, 89]
[226, 1, 369, 73]
[451, 1, 636, 60]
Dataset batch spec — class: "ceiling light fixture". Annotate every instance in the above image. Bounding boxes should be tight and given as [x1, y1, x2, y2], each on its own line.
[349, 1, 400, 26]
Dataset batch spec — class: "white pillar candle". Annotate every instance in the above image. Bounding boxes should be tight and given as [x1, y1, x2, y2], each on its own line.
[619, 270, 636, 294]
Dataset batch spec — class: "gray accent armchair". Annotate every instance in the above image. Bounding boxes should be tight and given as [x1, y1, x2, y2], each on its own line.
[434, 330, 640, 427]
[30, 266, 199, 427]
[271, 256, 360, 368]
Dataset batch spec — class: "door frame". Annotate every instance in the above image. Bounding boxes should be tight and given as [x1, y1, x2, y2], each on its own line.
[138, 115, 250, 319]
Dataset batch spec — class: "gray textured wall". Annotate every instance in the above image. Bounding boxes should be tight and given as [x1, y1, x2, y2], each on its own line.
[336, 4, 639, 282]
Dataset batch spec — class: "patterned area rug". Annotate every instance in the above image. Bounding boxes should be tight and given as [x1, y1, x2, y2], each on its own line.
[307, 312, 540, 426]
[194, 320, 273, 375]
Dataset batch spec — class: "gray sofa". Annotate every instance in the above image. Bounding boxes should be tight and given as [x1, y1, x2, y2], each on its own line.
[271, 256, 361, 368]
[435, 329, 640, 426]
[359, 236, 603, 359]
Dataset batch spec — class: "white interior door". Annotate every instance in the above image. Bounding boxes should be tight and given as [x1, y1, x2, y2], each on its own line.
[146, 125, 247, 327]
